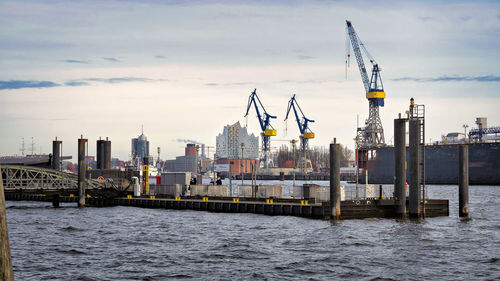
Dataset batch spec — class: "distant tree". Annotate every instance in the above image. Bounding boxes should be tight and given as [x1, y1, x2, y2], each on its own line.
[275, 144, 354, 171]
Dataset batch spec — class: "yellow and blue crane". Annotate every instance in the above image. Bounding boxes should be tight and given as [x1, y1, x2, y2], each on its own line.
[346, 19, 386, 147]
[284, 94, 315, 170]
[244, 89, 277, 169]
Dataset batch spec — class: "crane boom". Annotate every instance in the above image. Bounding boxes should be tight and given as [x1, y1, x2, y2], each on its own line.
[245, 89, 276, 133]
[285, 94, 314, 136]
[346, 20, 370, 93]
[346, 20, 385, 106]
[244, 89, 276, 169]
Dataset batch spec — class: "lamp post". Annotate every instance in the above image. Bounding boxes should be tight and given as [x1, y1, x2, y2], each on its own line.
[195, 145, 200, 176]
[290, 139, 297, 190]
[463, 124, 469, 143]
[241, 142, 245, 185]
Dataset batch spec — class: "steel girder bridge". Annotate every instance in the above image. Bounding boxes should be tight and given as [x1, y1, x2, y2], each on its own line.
[1, 165, 108, 190]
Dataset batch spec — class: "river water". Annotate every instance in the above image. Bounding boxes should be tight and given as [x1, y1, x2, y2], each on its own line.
[5, 184, 500, 280]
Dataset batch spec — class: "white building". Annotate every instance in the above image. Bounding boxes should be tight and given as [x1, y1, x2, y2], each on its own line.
[216, 121, 259, 159]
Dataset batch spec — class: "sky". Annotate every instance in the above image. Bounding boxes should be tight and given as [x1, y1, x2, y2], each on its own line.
[0, 0, 499, 161]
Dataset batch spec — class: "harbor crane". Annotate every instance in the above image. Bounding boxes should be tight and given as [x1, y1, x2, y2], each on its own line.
[284, 94, 315, 174]
[244, 89, 277, 169]
[346, 20, 386, 148]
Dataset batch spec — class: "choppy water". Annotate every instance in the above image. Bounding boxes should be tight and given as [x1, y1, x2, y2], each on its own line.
[5, 184, 500, 280]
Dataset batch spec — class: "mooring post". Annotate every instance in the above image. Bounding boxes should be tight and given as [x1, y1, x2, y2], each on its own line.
[52, 194, 60, 208]
[330, 139, 341, 220]
[78, 136, 87, 208]
[394, 117, 407, 217]
[52, 138, 62, 171]
[0, 171, 14, 280]
[408, 119, 421, 218]
[96, 137, 105, 170]
[459, 145, 469, 217]
[104, 137, 112, 169]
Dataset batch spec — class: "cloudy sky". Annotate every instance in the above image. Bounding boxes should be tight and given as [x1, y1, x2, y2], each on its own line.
[0, 0, 499, 160]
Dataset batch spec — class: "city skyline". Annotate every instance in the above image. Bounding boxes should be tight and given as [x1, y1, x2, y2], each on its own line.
[1, 0, 499, 160]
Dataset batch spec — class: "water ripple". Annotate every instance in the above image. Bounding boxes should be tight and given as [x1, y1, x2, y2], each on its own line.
[5, 185, 500, 280]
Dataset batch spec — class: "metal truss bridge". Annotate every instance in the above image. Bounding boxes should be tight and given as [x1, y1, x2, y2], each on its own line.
[1, 165, 109, 190]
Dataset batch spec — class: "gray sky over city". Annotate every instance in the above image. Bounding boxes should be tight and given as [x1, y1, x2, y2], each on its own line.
[1, 0, 499, 160]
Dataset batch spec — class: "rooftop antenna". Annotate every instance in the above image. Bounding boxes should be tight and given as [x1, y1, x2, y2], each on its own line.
[142, 124, 144, 135]
[30, 137, 35, 155]
[20, 137, 25, 156]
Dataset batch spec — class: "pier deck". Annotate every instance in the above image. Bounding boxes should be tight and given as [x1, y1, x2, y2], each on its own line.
[5, 192, 449, 220]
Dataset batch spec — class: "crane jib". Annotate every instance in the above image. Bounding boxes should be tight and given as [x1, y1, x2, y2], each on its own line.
[245, 89, 276, 133]
[346, 20, 385, 105]
[284, 95, 315, 139]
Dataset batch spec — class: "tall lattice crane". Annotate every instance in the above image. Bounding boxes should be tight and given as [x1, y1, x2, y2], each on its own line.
[284, 94, 315, 173]
[346, 20, 386, 148]
[244, 89, 277, 169]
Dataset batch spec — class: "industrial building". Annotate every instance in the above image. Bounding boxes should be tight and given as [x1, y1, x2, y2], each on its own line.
[215, 158, 258, 176]
[164, 144, 197, 173]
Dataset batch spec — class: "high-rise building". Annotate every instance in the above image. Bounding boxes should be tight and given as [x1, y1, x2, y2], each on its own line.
[216, 121, 259, 159]
[131, 129, 150, 164]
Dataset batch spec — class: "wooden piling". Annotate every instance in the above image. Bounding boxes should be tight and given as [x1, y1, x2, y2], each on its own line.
[330, 141, 341, 220]
[0, 171, 14, 280]
[459, 145, 469, 217]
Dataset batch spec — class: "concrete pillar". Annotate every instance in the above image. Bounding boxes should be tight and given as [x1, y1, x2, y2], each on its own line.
[330, 141, 341, 220]
[96, 139, 105, 170]
[459, 145, 469, 217]
[408, 119, 421, 218]
[52, 139, 62, 171]
[394, 118, 407, 217]
[78, 137, 87, 208]
[0, 172, 14, 281]
[104, 138, 111, 169]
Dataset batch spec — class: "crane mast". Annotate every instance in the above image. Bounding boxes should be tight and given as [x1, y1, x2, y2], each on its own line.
[285, 94, 315, 174]
[244, 89, 277, 169]
[346, 20, 386, 148]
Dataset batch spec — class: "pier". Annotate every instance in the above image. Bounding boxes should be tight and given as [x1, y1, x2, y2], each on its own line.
[3, 192, 449, 220]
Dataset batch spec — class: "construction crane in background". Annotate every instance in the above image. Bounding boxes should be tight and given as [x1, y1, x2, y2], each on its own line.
[346, 20, 386, 148]
[284, 94, 315, 174]
[244, 89, 277, 169]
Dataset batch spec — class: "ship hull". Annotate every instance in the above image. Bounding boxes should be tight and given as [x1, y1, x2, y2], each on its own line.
[364, 142, 500, 185]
